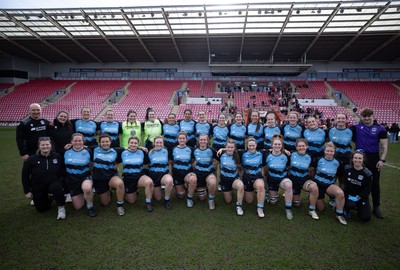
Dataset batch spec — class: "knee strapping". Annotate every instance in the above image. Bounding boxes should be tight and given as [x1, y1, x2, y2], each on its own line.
[293, 199, 302, 205]
[197, 188, 207, 197]
[270, 195, 279, 203]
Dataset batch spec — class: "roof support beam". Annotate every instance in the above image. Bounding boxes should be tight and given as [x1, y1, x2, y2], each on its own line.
[329, 2, 391, 62]
[0, 32, 51, 64]
[269, 3, 294, 63]
[2, 10, 76, 63]
[359, 33, 400, 62]
[239, 5, 250, 63]
[204, 6, 211, 65]
[161, 8, 184, 63]
[120, 9, 156, 63]
[42, 11, 103, 64]
[301, 3, 342, 62]
[80, 9, 129, 63]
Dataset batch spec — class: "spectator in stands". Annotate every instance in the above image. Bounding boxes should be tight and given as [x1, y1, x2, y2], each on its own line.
[99, 109, 121, 147]
[281, 111, 304, 153]
[193, 134, 218, 210]
[64, 133, 96, 217]
[388, 123, 399, 143]
[21, 137, 66, 220]
[179, 109, 196, 147]
[247, 111, 264, 150]
[314, 142, 347, 225]
[147, 136, 174, 210]
[71, 107, 98, 146]
[121, 110, 142, 148]
[343, 151, 372, 222]
[16, 103, 49, 161]
[92, 133, 126, 216]
[228, 112, 247, 150]
[263, 112, 281, 150]
[241, 137, 266, 218]
[121, 136, 154, 212]
[143, 108, 163, 150]
[289, 138, 319, 220]
[171, 131, 197, 208]
[195, 110, 211, 140]
[351, 108, 388, 219]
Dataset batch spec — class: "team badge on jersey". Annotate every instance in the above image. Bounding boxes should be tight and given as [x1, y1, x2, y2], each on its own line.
[53, 159, 58, 164]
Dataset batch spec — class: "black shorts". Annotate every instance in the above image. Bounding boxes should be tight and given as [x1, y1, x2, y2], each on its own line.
[316, 181, 332, 199]
[267, 175, 283, 192]
[220, 175, 239, 192]
[242, 173, 262, 192]
[196, 170, 215, 188]
[93, 178, 111, 195]
[123, 173, 144, 194]
[291, 176, 307, 195]
[148, 171, 168, 187]
[67, 175, 92, 197]
[173, 169, 193, 186]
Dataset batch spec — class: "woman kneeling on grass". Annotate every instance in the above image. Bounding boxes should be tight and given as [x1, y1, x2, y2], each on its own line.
[64, 133, 96, 217]
[343, 151, 372, 222]
[171, 131, 197, 208]
[314, 142, 347, 225]
[147, 136, 174, 210]
[217, 139, 245, 216]
[265, 134, 294, 220]
[193, 134, 218, 210]
[121, 136, 154, 212]
[241, 137, 266, 218]
[92, 134, 125, 216]
[22, 137, 66, 220]
[289, 138, 320, 220]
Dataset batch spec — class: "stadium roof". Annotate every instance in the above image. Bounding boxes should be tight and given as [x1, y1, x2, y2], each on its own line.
[0, 0, 400, 64]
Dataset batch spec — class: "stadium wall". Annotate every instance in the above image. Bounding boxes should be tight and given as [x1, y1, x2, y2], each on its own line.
[0, 55, 41, 84]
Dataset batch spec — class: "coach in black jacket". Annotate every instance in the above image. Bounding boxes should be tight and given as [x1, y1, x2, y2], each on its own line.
[16, 103, 49, 161]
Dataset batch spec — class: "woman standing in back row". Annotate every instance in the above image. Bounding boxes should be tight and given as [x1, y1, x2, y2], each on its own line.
[247, 111, 264, 150]
[143, 108, 163, 150]
[71, 107, 98, 146]
[121, 110, 142, 148]
[228, 112, 247, 150]
[281, 111, 304, 153]
[99, 109, 121, 147]
[179, 109, 196, 147]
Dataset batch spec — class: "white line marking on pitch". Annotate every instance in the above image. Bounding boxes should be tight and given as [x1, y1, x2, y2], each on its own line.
[385, 163, 400, 170]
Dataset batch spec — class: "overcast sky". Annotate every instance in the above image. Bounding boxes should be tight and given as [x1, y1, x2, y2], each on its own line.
[0, 0, 328, 9]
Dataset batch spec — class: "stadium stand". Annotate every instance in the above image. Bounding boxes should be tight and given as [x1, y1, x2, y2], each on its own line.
[328, 81, 400, 124]
[109, 80, 183, 122]
[0, 79, 71, 122]
[41, 80, 126, 120]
